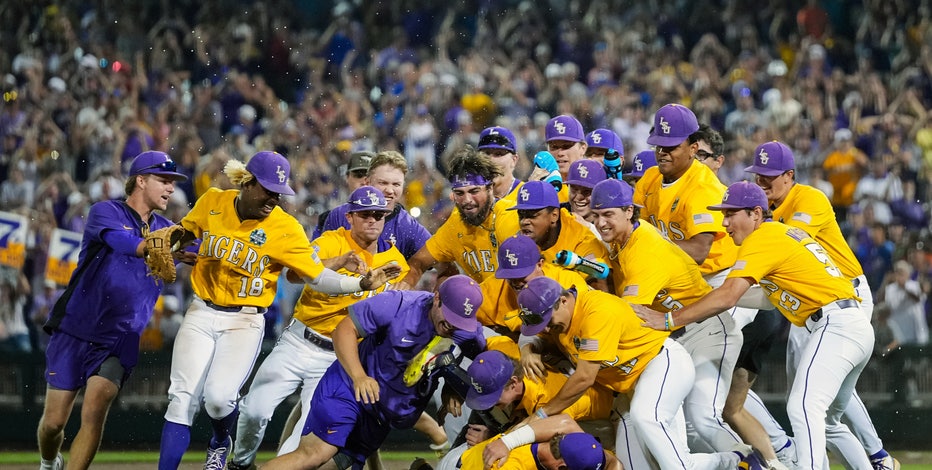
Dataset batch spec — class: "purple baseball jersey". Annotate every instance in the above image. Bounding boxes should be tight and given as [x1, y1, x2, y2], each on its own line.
[314, 204, 430, 259]
[56, 200, 175, 342]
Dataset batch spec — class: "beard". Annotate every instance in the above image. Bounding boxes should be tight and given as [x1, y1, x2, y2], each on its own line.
[460, 198, 494, 227]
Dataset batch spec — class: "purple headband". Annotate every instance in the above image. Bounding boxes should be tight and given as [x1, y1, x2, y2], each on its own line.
[451, 173, 492, 188]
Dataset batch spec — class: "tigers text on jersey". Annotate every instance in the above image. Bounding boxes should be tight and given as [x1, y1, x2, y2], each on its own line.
[727, 221, 858, 326]
[634, 161, 737, 274]
[293, 227, 409, 336]
[771, 183, 863, 279]
[181, 188, 325, 308]
[609, 221, 712, 311]
[553, 289, 668, 393]
[425, 199, 520, 283]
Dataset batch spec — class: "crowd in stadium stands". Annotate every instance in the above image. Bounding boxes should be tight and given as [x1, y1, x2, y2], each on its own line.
[0, 0, 931, 354]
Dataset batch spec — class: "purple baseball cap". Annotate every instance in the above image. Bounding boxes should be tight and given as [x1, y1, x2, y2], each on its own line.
[495, 235, 542, 279]
[517, 277, 563, 336]
[478, 126, 517, 153]
[560, 433, 606, 470]
[129, 151, 188, 181]
[246, 151, 295, 196]
[546, 115, 585, 142]
[438, 275, 482, 331]
[585, 128, 623, 155]
[708, 181, 768, 211]
[590, 179, 638, 209]
[347, 185, 389, 212]
[646, 103, 699, 147]
[508, 180, 560, 210]
[465, 350, 515, 410]
[566, 160, 607, 189]
[744, 141, 795, 177]
[629, 150, 657, 178]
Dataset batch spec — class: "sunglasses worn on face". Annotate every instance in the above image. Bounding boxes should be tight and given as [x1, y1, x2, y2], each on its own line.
[695, 150, 715, 160]
[354, 211, 387, 221]
[479, 133, 514, 150]
[141, 160, 178, 172]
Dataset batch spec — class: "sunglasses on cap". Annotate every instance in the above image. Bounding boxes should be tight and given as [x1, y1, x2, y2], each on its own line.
[353, 210, 387, 221]
[479, 133, 514, 149]
[518, 308, 547, 327]
[350, 196, 386, 208]
[140, 160, 178, 172]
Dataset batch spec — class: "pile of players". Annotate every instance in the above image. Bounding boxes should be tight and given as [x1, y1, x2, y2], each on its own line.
[39, 103, 898, 470]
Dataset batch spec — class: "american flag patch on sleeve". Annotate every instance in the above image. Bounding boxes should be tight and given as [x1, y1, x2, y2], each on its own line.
[792, 212, 813, 224]
[577, 338, 599, 351]
[622, 285, 639, 297]
[693, 213, 714, 225]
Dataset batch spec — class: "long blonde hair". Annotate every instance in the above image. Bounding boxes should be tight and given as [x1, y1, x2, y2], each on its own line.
[223, 159, 255, 186]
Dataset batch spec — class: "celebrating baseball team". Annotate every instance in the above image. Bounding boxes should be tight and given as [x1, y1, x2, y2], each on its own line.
[38, 103, 902, 470]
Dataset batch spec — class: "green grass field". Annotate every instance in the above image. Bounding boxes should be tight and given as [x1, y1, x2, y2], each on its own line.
[3, 450, 931, 468]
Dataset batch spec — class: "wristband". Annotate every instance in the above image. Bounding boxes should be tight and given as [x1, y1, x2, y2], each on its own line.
[500, 425, 535, 451]
[535, 408, 548, 420]
[664, 312, 674, 331]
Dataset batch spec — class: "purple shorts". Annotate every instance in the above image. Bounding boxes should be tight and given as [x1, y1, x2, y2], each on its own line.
[304, 366, 390, 465]
[44, 331, 139, 390]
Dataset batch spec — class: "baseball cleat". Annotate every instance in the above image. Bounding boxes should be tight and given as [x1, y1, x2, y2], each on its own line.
[403, 336, 453, 386]
[871, 455, 900, 470]
[204, 436, 232, 470]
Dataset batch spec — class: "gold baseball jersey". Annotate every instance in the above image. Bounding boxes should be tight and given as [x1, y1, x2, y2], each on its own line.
[498, 181, 524, 207]
[477, 265, 589, 336]
[181, 188, 325, 307]
[554, 289, 668, 393]
[459, 437, 535, 470]
[292, 227, 409, 336]
[633, 161, 737, 274]
[727, 222, 858, 326]
[609, 221, 712, 311]
[771, 183, 864, 280]
[519, 372, 614, 421]
[425, 199, 520, 283]
[541, 209, 610, 266]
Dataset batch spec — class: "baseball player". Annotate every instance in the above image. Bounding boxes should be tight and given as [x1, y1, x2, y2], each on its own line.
[157, 151, 400, 470]
[37, 151, 188, 470]
[622, 150, 656, 187]
[635, 181, 875, 470]
[515, 277, 762, 469]
[693, 124, 726, 179]
[311, 150, 373, 239]
[476, 234, 589, 339]
[313, 151, 430, 260]
[584, 128, 624, 180]
[745, 141, 898, 470]
[229, 186, 410, 469]
[263, 275, 485, 470]
[508, 180, 609, 289]
[633, 103, 750, 455]
[400, 146, 520, 287]
[477, 126, 523, 203]
[565, 159, 607, 224]
[527, 115, 587, 204]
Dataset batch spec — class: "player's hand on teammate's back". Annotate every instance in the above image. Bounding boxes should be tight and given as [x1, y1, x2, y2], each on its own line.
[630, 304, 667, 331]
[483, 438, 510, 469]
[352, 375, 380, 404]
[519, 344, 546, 383]
[364, 262, 403, 290]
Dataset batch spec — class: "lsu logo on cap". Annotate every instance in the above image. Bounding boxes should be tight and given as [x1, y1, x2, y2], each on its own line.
[505, 249, 519, 266]
[659, 116, 671, 134]
[722, 188, 731, 202]
[462, 297, 474, 316]
[365, 190, 380, 205]
[470, 376, 484, 393]
[554, 121, 566, 134]
[577, 163, 589, 178]
[634, 158, 644, 172]
[276, 165, 286, 183]
[758, 148, 769, 165]
[519, 187, 529, 201]
[591, 132, 602, 144]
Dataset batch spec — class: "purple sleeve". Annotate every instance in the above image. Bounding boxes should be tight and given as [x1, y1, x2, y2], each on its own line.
[393, 211, 431, 259]
[348, 291, 407, 337]
[101, 230, 142, 256]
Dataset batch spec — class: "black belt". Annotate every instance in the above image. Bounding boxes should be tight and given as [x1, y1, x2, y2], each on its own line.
[205, 299, 268, 314]
[304, 327, 334, 351]
[810, 298, 858, 322]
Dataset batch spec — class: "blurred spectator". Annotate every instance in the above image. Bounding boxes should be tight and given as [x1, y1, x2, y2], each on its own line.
[878, 260, 929, 346]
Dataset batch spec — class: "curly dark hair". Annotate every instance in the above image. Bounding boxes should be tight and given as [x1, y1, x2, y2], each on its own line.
[446, 145, 503, 185]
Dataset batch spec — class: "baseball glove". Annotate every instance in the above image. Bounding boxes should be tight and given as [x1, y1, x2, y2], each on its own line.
[144, 225, 186, 283]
